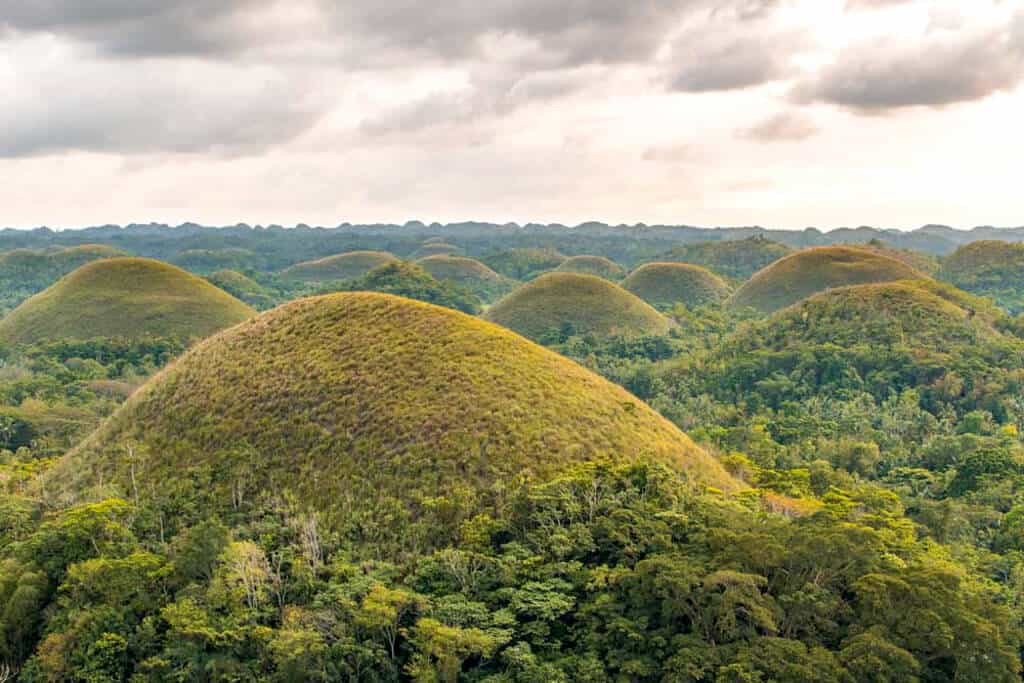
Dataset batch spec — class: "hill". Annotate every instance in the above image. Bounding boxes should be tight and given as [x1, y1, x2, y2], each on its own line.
[329, 261, 482, 314]
[172, 248, 258, 273]
[0, 244, 129, 313]
[205, 269, 277, 310]
[410, 242, 463, 259]
[484, 272, 674, 341]
[622, 262, 732, 309]
[555, 255, 626, 280]
[416, 254, 513, 300]
[939, 240, 1024, 314]
[49, 293, 736, 552]
[728, 245, 926, 313]
[0, 258, 255, 344]
[482, 247, 567, 280]
[660, 236, 792, 280]
[281, 250, 399, 282]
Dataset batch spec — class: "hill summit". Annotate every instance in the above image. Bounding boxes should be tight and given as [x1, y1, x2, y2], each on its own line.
[281, 250, 399, 282]
[623, 262, 731, 308]
[484, 272, 674, 341]
[728, 245, 925, 313]
[51, 293, 735, 554]
[0, 258, 254, 344]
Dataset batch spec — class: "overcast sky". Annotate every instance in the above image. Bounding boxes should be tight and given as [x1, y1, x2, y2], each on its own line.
[1, 0, 1022, 230]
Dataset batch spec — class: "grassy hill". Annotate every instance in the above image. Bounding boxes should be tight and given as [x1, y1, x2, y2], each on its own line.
[410, 242, 463, 259]
[484, 272, 674, 341]
[0, 258, 255, 344]
[660, 236, 792, 280]
[622, 262, 732, 309]
[939, 240, 1024, 314]
[281, 250, 399, 282]
[0, 244, 129, 313]
[416, 254, 513, 300]
[482, 247, 567, 280]
[728, 245, 926, 313]
[205, 269, 277, 310]
[555, 255, 626, 280]
[49, 293, 736, 553]
[329, 261, 482, 314]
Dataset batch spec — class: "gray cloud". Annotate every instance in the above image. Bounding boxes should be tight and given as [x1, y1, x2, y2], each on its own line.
[0, 56, 322, 157]
[738, 111, 819, 142]
[794, 13, 1024, 111]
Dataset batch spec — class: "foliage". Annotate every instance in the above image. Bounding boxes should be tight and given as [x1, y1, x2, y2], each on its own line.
[481, 248, 567, 280]
[330, 262, 483, 314]
[659, 236, 792, 281]
[940, 240, 1024, 315]
[415, 255, 514, 303]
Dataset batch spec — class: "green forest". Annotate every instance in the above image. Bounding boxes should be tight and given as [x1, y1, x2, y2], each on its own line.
[2, 225, 1024, 681]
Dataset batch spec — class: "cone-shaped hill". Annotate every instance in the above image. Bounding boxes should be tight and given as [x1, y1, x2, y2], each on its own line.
[728, 246, 926, 314]
[0, 258, 255, 345]
[206, 269, 276, 310]
[939, 240, 1024, 314]
[556, 255, 626, 280]
[49, 293, 736, 553]
[416, 255, 513, 301]
[281, 250, 399, 282]
[411, 242, 462, 259]
[623, 262, 732, 309]
[484, 272, 674, 341]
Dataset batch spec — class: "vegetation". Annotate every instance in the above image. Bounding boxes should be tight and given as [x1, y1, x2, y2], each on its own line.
[623, 262, 732, 309]
[0, 245, 128, 315]
[281, 251, 400, 283]
[659, 236, 792, 280]
[173, 248, 259, 274]
[415, 255, 514, 302]
[940, 240, 1024, 314]
[48, 293, 734, 557]
[482, 248, 567, 280]
[0, 259, 254, 345]
[729, 246, 926, 314]
[206, 270, 278, 310]
[485, 273, 675, 342]
[327, 262, 483, 314]
[555, 255, 626, 280]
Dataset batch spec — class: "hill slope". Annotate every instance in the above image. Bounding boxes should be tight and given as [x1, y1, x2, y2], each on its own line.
[50, 293, 736, 552]
[729, 245, 926, 313]
[281, 250, 399, 282]
[206, 269, 277, 309]
[623, 262, 732, 308]
[0, 258, 254, 344]
[485, 272, 674, 341]
[555, 255, 626, 280]
[939, 240, 1024, 314]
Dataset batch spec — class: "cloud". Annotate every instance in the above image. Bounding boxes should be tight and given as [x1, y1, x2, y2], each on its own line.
[0, 42, 323, 157]
[794, 12, 1024, 111]
[738, 111, 819, 142]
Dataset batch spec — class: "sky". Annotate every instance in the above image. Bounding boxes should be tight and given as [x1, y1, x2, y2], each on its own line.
[1, 0, 1022, 230]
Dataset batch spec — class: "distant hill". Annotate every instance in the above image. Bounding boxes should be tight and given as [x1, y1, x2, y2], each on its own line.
[659, 236, 792, 280]
[172, 248, 258, 273]
[939, 240, 1024, 314]
[622, 262, 732, 309]
[281, 250, 400, 282]
[485, 272, 674, 341]
[482, 247, 567, 280]
[416, 254, 514, 301]
[728, 245, 926, 313]
[410, 242, 463, 259]
[205, 269, 277, 310]
[555, 255, 626, 280]
[50, 293, 737, 554]
[0, 244, 129, 312]
[0, 258, 254, 344]
[329, 261, 482, 314]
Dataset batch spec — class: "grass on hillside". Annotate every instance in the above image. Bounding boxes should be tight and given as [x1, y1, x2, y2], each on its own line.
[622, 262, 732, 309]
[281, 250, 400, 282]
[555, 255, 626, 280]
[484, 272, 675, 341]
[49, 292, 737, 556]
[0, 258, 255, 345]
[728, 245, 926, 313]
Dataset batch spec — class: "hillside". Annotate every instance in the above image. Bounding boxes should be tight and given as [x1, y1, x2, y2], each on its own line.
[281, 250, 399, 282]
[728, 245, 926, 313]
[0, 244, 129, 312]
[330, 261, 482, 313]
[416, 254, 513, 300]
[484, 272, 674, 341]
[622, 262, 732, 308]
[660, 236, 792, 280]
[50, 293, 736, 551]
[555, 255, 626, 280]
[410, 242, 462, 259]
[205, 269, 277, 309]
[0, 258, 255, 344]
[482, 247, 567, 280]
[939, 240, 1024, 314]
